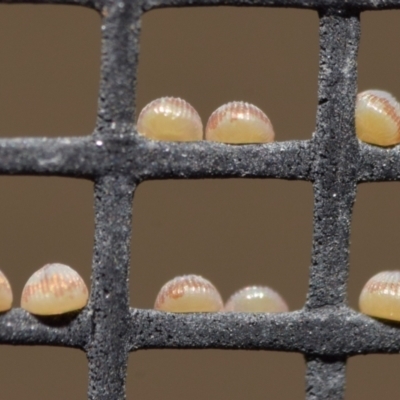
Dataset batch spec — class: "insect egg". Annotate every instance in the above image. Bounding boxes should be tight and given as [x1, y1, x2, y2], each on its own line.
[224, 285, 288, 313]
[205, 101, 275, 144]
[21, 263, 89, 316]
[154, 274, 223, 313]
[0, 270, 13, 312]
[359, 270, 400, 322]
[355, 90, 400, 146]
[136, 97, 203, 142]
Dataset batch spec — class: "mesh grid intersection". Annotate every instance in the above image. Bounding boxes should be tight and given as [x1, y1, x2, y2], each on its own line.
[1, 0, 400, 399]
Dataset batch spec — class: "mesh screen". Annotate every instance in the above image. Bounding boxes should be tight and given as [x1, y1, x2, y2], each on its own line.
[0, 1, 399, 399]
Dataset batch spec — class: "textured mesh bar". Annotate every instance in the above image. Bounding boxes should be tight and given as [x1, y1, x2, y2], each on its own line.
[1, 0, 400, 399]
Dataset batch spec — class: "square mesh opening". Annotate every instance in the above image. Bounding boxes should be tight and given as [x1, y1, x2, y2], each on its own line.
[349, 183, 400, 310]
[0, 177, 93, 297]
[0, 347, 87, 400]
[130, 180, 312, 310]
[127, 350, 305, 400]
[137, 8, 319, 140]
[347, 355, 400, 400]
[0, 6, 100, 137]
[358, 11, 400, 96]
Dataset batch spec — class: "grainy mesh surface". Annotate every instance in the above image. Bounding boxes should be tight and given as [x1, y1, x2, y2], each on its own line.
[0, 0, 400, 399]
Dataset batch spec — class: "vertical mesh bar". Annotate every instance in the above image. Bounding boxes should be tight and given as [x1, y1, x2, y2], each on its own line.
[88, 175, 135, 400]
[306, 356, 347, 400]
[97, 1, 142, 130]
[307, 11, 360, 309]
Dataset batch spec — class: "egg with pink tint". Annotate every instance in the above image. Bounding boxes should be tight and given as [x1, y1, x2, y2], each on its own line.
[205, 101, 275, 144]
[154, 275, 223, 313]
[137, 97, 203, 142]
[356, 90, 400, 146]
[21, 263, 89, 316]
[359, 270, 400, 322]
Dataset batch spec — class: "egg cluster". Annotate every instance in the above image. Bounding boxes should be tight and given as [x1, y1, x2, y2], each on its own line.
[137, 97, 275, 144]
[154, 274, 288, 313]
[2, 266, 400, 320]
[137, 90, 400, 147]
[153, 272, 400, 321]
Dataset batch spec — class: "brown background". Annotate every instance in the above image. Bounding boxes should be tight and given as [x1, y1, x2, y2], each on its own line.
[0, 5, 399, 399]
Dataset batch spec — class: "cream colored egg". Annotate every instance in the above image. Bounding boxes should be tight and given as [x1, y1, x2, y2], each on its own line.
[154, 274, 223, 313]
[359, 270, 400, 321]
[356, 90, 400, 146]
[21, 263, 89, 316]
[205, 101, 275, 144]
[137, 97, 203, 141]
[224, 285, 288, 313]
[0, 270, 13, 312]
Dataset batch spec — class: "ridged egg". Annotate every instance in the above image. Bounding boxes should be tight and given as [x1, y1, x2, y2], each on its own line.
[21, 263, 89, 316]
[0, 270, 13, 312]
[359, 270, 400, 321]
[154, 274, 223, 313]
[224, 285, 288, 313]
[356, 90, 400, 146]
[205, 101, 275, 144]
[137, 97, 203, 141]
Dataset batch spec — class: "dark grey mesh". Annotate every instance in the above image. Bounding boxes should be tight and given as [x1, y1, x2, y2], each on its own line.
[0, 1, 399, 399]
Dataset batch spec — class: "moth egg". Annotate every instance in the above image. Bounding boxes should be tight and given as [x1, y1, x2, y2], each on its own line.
[137, 97, 203, 142]
[224, 285, 288, 313]
[205, 101, 275, 144]
[21, 263, 89, 316]
[359, 270, 400, 322]
[356, 90, 400, 146]
[0, 270, 13, 312]
[154, 274, 223, 313]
